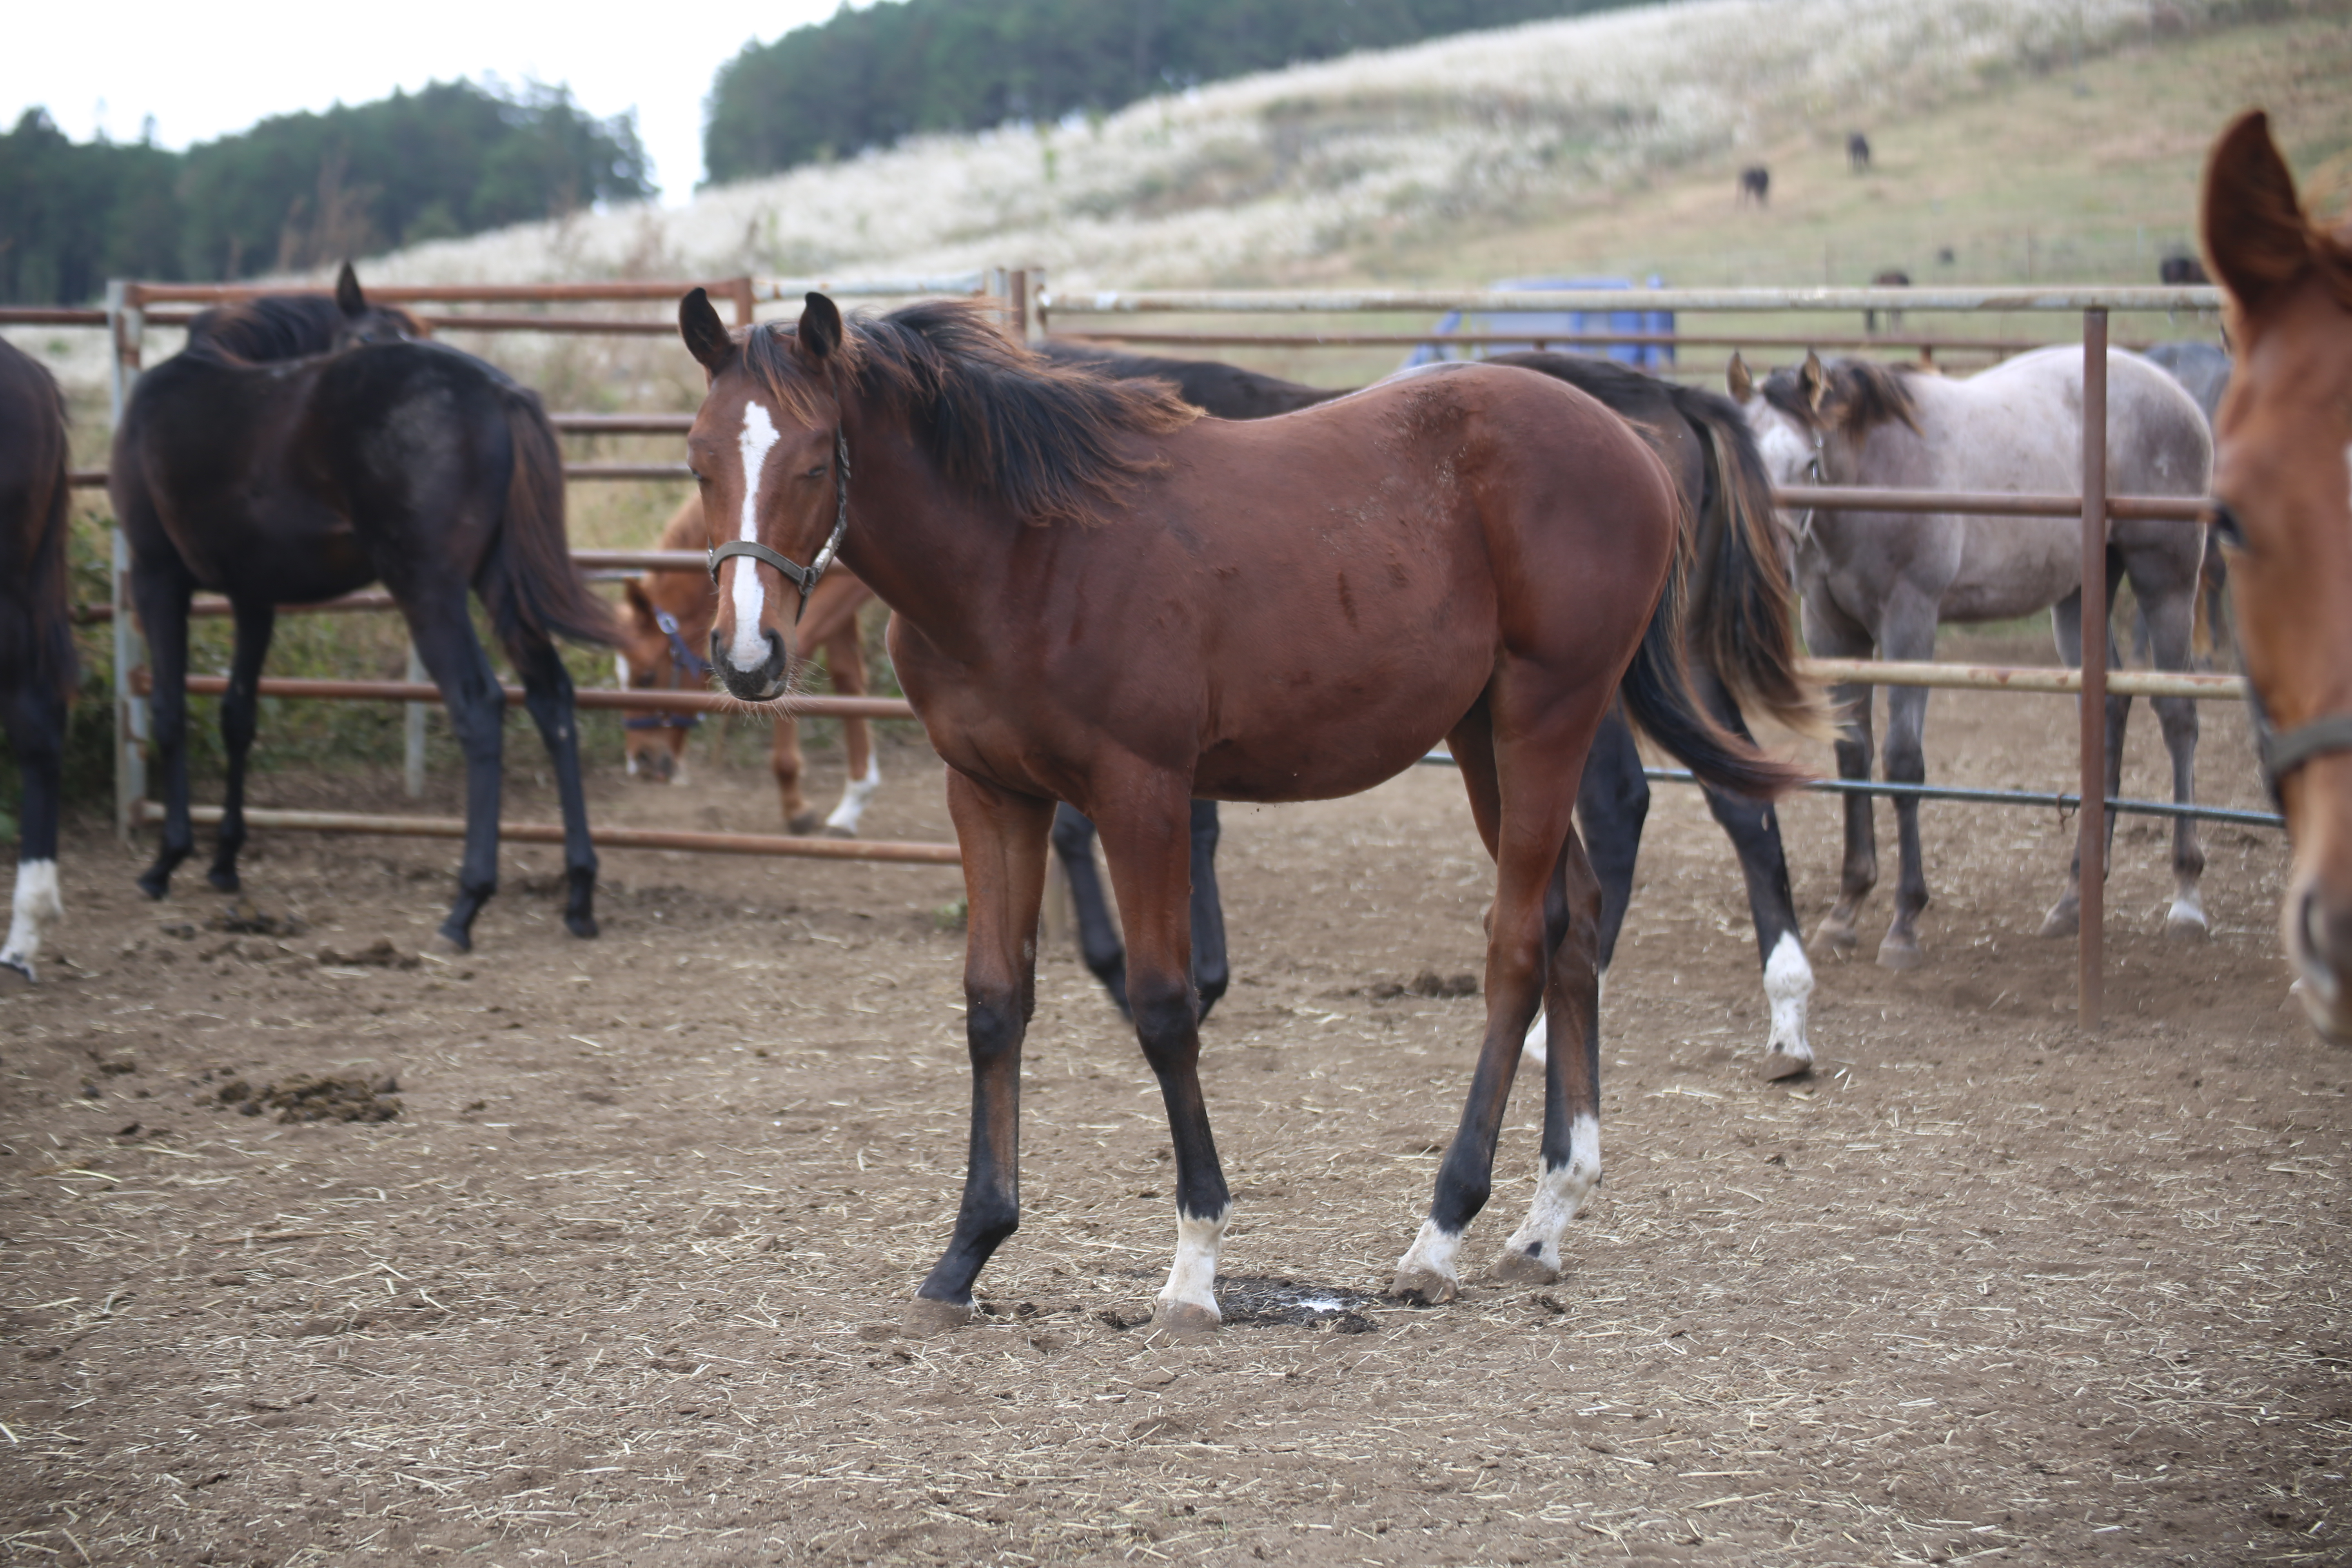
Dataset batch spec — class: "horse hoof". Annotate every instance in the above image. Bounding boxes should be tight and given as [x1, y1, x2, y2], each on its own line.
[901, 1297, 973, 1338]
[1760, 1049, 1814, 1082]
[1488, 1247, 1560, 1286]
[0, 958, 35, 987]
[1876, 934, 1923, 971]
[136, 873, 171, 902]
[206, 868, 240, 893]
[823, 824, 857, 840]
[565, 913, 600, 940]
[433, 927, 472, 956]
[1148, 1301, 1220, 1340]
[2166, 902, 2210, 940]
[2038, 901, 2080, 940]
[1814, 918, 1859, 955]
[786, 811, 823, 836]
[1387, 1267, 1458, 1306]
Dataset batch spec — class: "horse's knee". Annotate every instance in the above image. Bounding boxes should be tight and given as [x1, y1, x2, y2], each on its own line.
[965, 989, 1028, 1064]
[1129, 976, 1198, 1067]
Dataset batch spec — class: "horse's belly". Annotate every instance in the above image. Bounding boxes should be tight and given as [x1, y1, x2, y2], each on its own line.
[1193, 651, 1488, 802]
[1943, 522, 2080, 623]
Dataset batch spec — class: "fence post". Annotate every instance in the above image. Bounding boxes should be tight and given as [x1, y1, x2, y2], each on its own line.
[2078, 310, 2109, 1031]
[403, 642, 428, 799]
[105, 280, 148, 843]
[728, 277, 757, 330]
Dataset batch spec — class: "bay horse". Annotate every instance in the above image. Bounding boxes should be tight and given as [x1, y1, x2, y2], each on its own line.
[111, 265, 613, 951]
[617, 494, 880, 835]
[680, 289, 1807, 1331]
[1728, 346, 2212, 968]
[1049, 341, 1821, 1076]
[2198, 109, 2352, 1042]
[0, 339, 73, 982]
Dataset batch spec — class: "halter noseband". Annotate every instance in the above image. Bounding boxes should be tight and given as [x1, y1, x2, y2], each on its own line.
[706, 428, 851, 623]
[624, 609, 710, 734]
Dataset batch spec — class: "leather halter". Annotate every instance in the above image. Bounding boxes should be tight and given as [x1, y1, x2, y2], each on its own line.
[706, 428, 850, 623]
[624, 609, 709, 733]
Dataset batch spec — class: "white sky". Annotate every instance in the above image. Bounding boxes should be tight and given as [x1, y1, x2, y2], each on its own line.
[2, 0, 853, 203]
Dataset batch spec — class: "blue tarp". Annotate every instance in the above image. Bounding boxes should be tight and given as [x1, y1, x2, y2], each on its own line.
[1401, 275, 1675, 370]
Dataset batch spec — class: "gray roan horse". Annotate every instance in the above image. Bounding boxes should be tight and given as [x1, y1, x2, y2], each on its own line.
[1731, 347, 2212, 967]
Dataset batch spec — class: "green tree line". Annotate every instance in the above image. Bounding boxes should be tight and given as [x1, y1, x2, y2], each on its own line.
[0, 79, 652, 305]
[705, 0, 1651, 183]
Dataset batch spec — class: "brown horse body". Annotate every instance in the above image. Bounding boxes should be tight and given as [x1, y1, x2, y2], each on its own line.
[617, 497, 878, 835]
[681, 292, 1802, 1331]
[2200, 111, 2352, 1042]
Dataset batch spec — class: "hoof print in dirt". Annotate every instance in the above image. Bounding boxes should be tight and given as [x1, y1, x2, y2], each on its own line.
[219, 1073, 401, 1125]
[1370, 970, 1479, 1000]
[211, 897, 304, 938]
[316, 939, 420, 971]
[1488, 1247, 1561, 1287]
[1093, 1306, 1154, 1331]
[1214, 1275, 1382, 1332]
[1759, 1049, 1813, 1082]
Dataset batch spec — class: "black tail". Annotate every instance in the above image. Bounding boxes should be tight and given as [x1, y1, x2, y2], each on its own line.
[477, 383, 615, 657]
[1619, 496, 1811, 801]
[1668, 382, 1829, 739]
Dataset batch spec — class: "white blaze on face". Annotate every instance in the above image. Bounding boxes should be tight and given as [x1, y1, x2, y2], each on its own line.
[727, 402, 783, 673]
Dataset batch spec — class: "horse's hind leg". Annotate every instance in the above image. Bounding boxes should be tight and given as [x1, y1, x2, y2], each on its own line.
[2040, 577, 2135, 939]
[1, 680, 66, 982]
[1494, 828, 1604, 1284]
[910, 770, 1054, 1335]
[1051, 804, 1130, 1018]
[1806, 599, 1879, 953]
[515, 633, 599, 939]
[1395, 694, 1602, 1304]
[2124, 554, 2209, 935]
[1874, 597, 1940, 970]
[401, 596, 505, 951]
[1692, 670, 1813, 1075]
[207, 600, 277, 892]
[1188, 801, 1229, 1020]
[129, 562, 196, 901]
[1527, 704, 1647, 1068]
[773, 715, 817, 835]
[819, 629, 880, 837]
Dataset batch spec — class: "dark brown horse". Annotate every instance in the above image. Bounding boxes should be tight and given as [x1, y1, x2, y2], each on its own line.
[2200, 110, 2352, 1042]
[111, 265, 613, 951]
[0, 339, 73, 982]
[680, 289, 1806, 1332]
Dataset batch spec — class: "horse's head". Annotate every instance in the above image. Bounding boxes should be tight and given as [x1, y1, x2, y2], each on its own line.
[679, 287, 853, 702]
[615, 577, 707, 783]
[330, 263, 421, 350]
[2201, 109, 2352, 1042]
[1726, 352, 1827, 544]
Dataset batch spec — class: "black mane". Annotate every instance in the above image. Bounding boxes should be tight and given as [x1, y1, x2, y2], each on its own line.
[741, 300, 1200, 528]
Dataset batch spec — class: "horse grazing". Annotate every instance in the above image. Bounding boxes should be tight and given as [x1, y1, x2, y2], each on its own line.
[1848, 132, 1872, 172]
[2198, 109, 2352, 1042]
[681, 288, 1805, 1331]
[111, 265, 613, 951]
[0, 341, 73, 982]
[1048, 342, 1822, 1076]
[1738, 166, 1771, 207]
[1730, 347, 2212, 967]
[617, 494, 880, 835]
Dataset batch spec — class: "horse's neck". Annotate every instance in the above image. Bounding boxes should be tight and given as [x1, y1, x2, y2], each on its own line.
[834, 417, 1017, 661]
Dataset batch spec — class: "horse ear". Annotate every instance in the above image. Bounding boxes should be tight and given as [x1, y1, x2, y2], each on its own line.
[2202, 109, 2311, 317]
[1800, 351, 1828, 412]
[335, 263, 367, 318]
[679, 287, 735, 373]
[799, 292, 844, 362]
[1726, 352, 1753, 402]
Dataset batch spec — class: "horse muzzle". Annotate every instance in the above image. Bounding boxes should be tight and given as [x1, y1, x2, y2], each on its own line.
[711, 626, 790, 703]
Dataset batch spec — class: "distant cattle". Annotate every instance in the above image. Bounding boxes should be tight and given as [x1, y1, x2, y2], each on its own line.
[2160, 252, 2211, 285]
[1848, 132, 1872, 172]
[1738, 166, 1770, 207]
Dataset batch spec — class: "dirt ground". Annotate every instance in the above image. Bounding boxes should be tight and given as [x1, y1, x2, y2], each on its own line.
[4, 627, 2349, 1567]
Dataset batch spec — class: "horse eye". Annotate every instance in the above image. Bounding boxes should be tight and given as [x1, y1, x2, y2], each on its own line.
[2210, 504, 2246, 549]
[805, 464, 828, 479]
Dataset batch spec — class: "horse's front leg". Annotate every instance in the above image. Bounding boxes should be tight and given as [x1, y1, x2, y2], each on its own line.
[1187, 800, 1229, 1020]
[2131, 558, 2209, 936]
[400, 596, 505, 951]
[1691, 669, 1813, 1076]
[1096, 778, 1232, 1334]
[773, 714, 817, 835]
[515, 634, 599, 938]
[907, 770, 1054, 1334]
[1806, 601, 1878, 953]
[1527, 705, 1646, 1070]
[2040, 580, 2134, 940]
[207, 600, 277, 892]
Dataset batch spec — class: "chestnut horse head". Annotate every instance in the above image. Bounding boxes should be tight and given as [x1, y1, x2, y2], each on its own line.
[2202, 110, 2352, 1041]
[614, 499, 713, 783]
[678, 289, 857, 700]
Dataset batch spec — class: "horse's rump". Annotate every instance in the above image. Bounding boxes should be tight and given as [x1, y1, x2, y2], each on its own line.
[0, 343, 76, 701]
